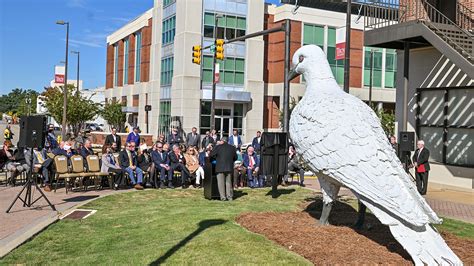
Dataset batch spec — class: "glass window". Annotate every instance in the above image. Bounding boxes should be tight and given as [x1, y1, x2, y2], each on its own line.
[160, 57, 174, 86]
[234, 103, 243, 116]
[114, 44, 119, 86]
[204, 26, 214, 38]
[163, 0, 175, 7]
[135, 31, 142, 82]
[202, 56, 244, 85]
[226, 16, 237, 28]
[124, 38, 129, 84]
[446, 128, 474, 165]
[448, 89, 473, 127]
[204, 13, 246, 40]
[162, 16, 176, 45]
[303, 24, 324, 47]
[235, 58, 245, 71]
[204, 12, 214, 26]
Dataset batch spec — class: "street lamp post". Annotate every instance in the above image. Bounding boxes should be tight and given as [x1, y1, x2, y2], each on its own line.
[210, 14, 223, 132]
[71, 51, 80, 91]
[57, 20, 69, 139]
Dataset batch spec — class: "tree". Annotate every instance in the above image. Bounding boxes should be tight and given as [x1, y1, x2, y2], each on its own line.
[374, 107, 395, 137]
[41, 85, 100, 135]
[0, 88, 38, 116]
[101, 98, 126, 132]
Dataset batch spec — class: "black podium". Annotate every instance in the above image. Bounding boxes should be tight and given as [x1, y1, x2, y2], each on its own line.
[203, 158, 220, 200]
[260, 132, 288, 197]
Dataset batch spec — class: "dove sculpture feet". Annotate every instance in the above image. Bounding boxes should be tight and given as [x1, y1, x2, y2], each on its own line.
[319, 202, 333, 225]
[353, 201, 367, 229]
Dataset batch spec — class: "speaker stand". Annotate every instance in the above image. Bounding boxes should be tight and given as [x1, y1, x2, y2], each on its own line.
[6, 148, 56, 213]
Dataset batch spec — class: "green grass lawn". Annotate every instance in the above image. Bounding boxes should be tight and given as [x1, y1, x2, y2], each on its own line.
[1, 187, 314, 265]
[2, 187, 472, 265]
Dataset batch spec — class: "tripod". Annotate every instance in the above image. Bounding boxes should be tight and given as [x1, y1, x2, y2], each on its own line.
[6, 132, 56, 213]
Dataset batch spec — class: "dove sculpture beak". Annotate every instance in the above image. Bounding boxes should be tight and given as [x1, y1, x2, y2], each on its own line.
[288, 67, 300, 81]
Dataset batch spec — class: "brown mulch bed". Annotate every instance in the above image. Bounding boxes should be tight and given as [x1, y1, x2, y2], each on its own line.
[236, 197, 474, 265]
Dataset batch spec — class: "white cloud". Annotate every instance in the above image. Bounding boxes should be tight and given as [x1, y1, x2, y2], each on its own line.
[67, 0, 86, 8]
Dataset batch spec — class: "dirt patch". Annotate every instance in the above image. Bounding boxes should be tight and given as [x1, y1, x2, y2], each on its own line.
[236, 198, 474, 265]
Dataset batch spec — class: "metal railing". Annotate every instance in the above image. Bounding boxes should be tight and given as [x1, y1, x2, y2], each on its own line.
[364, 0, 473, 62]
[457, 1, 474, 32]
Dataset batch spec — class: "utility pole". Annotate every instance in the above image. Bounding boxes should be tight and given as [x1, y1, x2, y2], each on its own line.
[369, 49, 373, 107]
[283, 20, 291, 132]
[57, 20, 69, 139]
[343, 0, 351, 93]
[210, 14, 223, 132]
[71, 51, 80, 91]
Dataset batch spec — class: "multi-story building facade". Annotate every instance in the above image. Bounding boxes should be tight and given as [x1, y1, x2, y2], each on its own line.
[263, 4, 398, 130]
[105, 0, 264, 142]
[105, 1, 399, 143]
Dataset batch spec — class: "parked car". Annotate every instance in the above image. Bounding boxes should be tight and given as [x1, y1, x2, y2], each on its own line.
[85, 123, 103, 132]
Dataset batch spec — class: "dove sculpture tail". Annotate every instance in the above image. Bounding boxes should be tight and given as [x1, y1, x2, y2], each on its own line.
[289, 44, 462, 265]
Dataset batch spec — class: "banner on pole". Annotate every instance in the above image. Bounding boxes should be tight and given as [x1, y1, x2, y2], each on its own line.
[55, 65, 65, 83]
[335, 27, 346, 61]
[214, 63, 220, 83]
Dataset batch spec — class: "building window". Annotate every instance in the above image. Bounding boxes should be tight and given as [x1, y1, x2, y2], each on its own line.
[161, 57, 174, 86]
[159, 101, 171, 136]
[327, 27, 345, 85]
[163, 0, 175, 7]
[135, 31, 142, 82]
[302, 24, 344, 84]
[203, 12, 246, 39]
[114, 44, 119, 86]
[200, 101, 211, 135]
[364, 47, 383, 88]
[124, 38, 129, 84]
[202, 56, 244, 85]
[162, 16, 176, 45]
[417, 88, 473, 167]
[233, 103, 244, 134]
[385, 49, 397, 88]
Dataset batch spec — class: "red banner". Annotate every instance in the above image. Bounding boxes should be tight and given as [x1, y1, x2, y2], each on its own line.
[55, 74, 65, 83]
[336, 42, 345, 60]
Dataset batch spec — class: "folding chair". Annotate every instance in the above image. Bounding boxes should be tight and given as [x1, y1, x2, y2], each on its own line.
[70, 155, 96, 191]
[53, 155, 80, 193]
[86, 155, 112, 190]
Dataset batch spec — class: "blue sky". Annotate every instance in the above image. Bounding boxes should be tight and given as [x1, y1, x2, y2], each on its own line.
[0, 0, 281, 95]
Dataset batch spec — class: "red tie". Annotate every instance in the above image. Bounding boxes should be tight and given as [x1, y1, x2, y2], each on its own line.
[250, 156, 254, 168]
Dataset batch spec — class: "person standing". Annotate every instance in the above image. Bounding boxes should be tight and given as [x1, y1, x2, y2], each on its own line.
[412, 140, 430, 195]
[45, 124, 58, 152]
[251, 131, 262, 155]
[228, 129, 242, 151]
[390, 135, 399, 158]
[3, 124, 13, 147]
[119, 141, 144, 190]
[105, 127, 122, 150]
[126, 127, 141, 148]
[167, 128, 183, 147]
[201, 131, 214, 149]
[186, 127, 201, 149]
[210, 137, 237, 201]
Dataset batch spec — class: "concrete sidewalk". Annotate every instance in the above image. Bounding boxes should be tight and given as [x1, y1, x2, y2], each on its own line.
[302, 178, 474, 223]
[0, 185, 118, 258]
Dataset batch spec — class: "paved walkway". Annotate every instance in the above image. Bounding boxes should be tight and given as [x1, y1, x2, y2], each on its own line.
[302, 178, 474, 223]
[0, 185, 118, 258]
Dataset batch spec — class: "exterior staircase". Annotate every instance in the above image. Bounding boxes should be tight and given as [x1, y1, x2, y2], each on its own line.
[364, 0, 474, 78]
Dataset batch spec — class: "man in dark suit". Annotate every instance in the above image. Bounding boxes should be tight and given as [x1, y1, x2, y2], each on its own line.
[168, 128, 183, 147]
[169, 144, 191, 188]
[105, 127, 121, 151]
[251, 131, 262, 155]
[186, 127, 201, 149]
[201, 131, 215, 149]
[412, 140, 430, 195]
[151, 142, 174, 189]
[211, 137, 237, 201]
[119, 141, 144, 190]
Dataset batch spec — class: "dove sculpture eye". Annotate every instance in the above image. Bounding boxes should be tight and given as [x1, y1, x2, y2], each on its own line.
[299, 55, 304, 63]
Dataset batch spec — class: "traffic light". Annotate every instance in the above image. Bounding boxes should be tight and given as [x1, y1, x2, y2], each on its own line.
[192, 45, 201, 65]
[215, 39, 224, 60]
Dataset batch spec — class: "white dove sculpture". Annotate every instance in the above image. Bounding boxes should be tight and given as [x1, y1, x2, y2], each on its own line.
[288, 45, 462, 266]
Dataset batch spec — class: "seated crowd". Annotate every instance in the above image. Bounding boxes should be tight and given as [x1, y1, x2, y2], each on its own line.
[1, 125, 306, 193]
